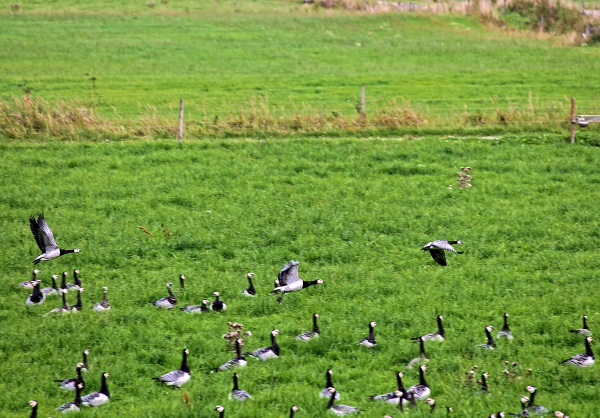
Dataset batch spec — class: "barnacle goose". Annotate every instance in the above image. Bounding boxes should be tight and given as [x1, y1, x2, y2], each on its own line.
[296, 313, 320, 341]
[19, 269, 41, 289]
[411, 315, 445, 342]
[82, 350, 90, 372]
[525, 386, 549, 415]
[478, 326, 495, 349]
[229, 373, 253, 401]
[290, 405, 299, 418]
[152, 348, 191, 387]
[179, 274, 185, 290]
[326, 387, 359, 415]
[359, 322, 377, 347]
[81, 372, 110, 406]
[26, 280, 45, 306]
[55, 363, 84, 391]
[497, 313, 514, 340]
[408, 365, 431, 401]
[320, 369, 340, 399]
[569, 315, 591, 336]
[210, 292, 227, 311]
[242, 272, 256, 297]
[28, 400, 38, 418]
[66, 269, 82, 291]
[60, 272, 69, 293]
[42, 275, 60, 296]
[511, 396, 530, 417]
[214, 405, 225, 417]
[29, 214, 81, 264]
[69, 288, 84, 312]
[561, 336, 594, 367]
[56, 382, 83, 413]
[153, 282, 177, 309]
[270, 261, 324, 304]
[180, 299, 210, 313]
[213, 339, 247, 372]
[407, 337, 429, 369]
[426, 398, 436, 412]
[370, 372, 408, 404]
[247, 330, 280, 361]
[478, 372, 489, 392]
[421, 240, 463, 266]
[92, 287, 111, 312]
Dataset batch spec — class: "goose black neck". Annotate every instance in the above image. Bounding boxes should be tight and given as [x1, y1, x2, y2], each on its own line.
[61, 273, 68, 290]
[313, 315, 320, 333]
[396, 373, 406, 391]
[437, 316, 445, 336]
[448, 240, 460, 244]
[327, 390, 337, 409]
[181, 351, 190, 373]
[167, 286, 175, 298]
[419, 367, 428, 387]
[290, 406, 295, 418]
[32, 270, 38, 280]
[583, 316, 589, 330]
[74, 290, 82, 309]
[220, 411, 224, 418]
[30, 404, 37, 418]
[100, 374, 110, 398]
[481, 374, 488, 391]
[60, 249, 76, 255]
[32, 282, 42, 296]
[232, 374, 239, 390]
[419, 338, 427, 357]
[247, 276, 255, 292]
[485, 329, 495, 345]
[368, 324, 375, 337]
[326, 371, 333, 387]
[235, 341, 245, 359]
[103, 290, 108, 303]
[503, 314, 509, 330]
[74, 384, 83, 406]
[527, 390, 536, 407]
[585, 338, 594, 357]
[51, 276, 58, 290]
[83, 352, 89, 370]
[271, 333, 280, 355]
[302, 280, 319, 288]
[73, 270, 81, 286]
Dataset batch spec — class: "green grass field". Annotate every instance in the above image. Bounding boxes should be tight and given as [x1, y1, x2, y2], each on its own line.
[1, 137, 600, 417]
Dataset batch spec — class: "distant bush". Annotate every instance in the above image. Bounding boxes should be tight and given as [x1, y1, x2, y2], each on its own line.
[507, 0, 584, 33]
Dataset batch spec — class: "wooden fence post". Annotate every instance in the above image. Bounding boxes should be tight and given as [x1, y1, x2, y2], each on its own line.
[502, 0, 506, 15]
[360, 85, 365, 119]
[540, 15, 544, 32]
[177, 98, 184, 142]
[570, 97, 575, 144]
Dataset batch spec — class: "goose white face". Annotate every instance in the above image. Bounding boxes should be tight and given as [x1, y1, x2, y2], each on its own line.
[521, 396, 529, 403]
[457, 240, 463, 244]
[167, 282, 172, 287]
[180, 274, 185, 279]
[74, 249, 81, 253]
[314, 313, 319, 318]
[53, 275, 59, 279]
[248, 272, 255, 278]
[214, 291, 220, 297]
[84, 350, 89, 355]
[555, 412, 565, 418]
[328, 387, 336, 393]
[80, 288, 85, 293]
[526, 386, 536, 393]
[426, 398, 435, 405]
[370, 322, 377, 327]
[587, 337, 593, 342]
[184, 348, 189, 355]
[103, 286, 108, 291]
[77, 362, 83, 368]
[103, 372, 110, 378]
[394, 391, 403, 397]
[215, 405, 224, 412]
[420, 365, 427, 371]
[203, 300, 210, 305]
[292, 405, 298, 412]
[317, 279, 324, 284]
[74, 269, 79, 273]
[483, 372, 489, 378]
[398, 372, 403, 377]
[486, 326, 494, 332]
[272, 329, 280, 336]
[439, 315, 443, 320]
[28, 400, 37, 407]
[34, 269, 41, 274]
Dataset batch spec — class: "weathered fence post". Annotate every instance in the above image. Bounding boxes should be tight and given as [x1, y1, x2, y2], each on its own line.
[177, 98, 184, 142]
[540, 15, 544, 32]
[502, 0, 506, 15]
[570, 97, 575, 144]
[360, 85, 365, 119]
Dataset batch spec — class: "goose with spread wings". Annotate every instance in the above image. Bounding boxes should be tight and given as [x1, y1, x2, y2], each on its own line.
[421, 240, 463, 266]
[29, 214, 81, 264]
[270, 261, 324, 304]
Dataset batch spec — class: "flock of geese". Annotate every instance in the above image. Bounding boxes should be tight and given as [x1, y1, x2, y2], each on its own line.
[20, 215, 594, 417]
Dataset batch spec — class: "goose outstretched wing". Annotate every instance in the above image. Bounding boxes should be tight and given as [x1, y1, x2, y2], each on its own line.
[429, 249, 447, 266]
[30, 214, 58, 252]
[432, 240, 457, 252]
[278, 261, 301, 287]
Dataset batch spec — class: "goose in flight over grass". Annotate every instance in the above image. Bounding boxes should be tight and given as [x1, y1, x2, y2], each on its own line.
[421, 240, 463, 266]
[562, 336, 594, 367]
[270, 261, 324, 304]
[29, 214, 80, 264]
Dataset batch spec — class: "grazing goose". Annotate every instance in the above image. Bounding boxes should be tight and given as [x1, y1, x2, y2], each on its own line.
[296, 313, 320, 341]
[66, 269, 82, 291]
[28, 400, 38, 418]
[152, 348, 191, 387]
[478, 326, 495, 349]
[81, 372, 110, 407]
[247, 330, 280, 361]
[55, 363, 84, 391]
[359, 322, 377, 347]
[421, 240, 463, 266]
[56, 382, 83, 413]
[561, 336, 594, 367]
[213, 339, 247, 372]
[497, 313, 514, 340]
[270, 261, 324, 304]
[569, 315, 591, 336]
[371, 372, 408, 404]
[82, 350, 90, 372]
[412, 315, 445, 342]
[42, 275, 60, 296]
[26, 280, 45, 306]
[242, 272, 256, 297]
[320, 369, 340, 399]
[214, 405, 225, 417]
[152, 282, 177, 309]
[210, 292, 227, 311]
[29, 214, 81, 264]
[407, 337, 429, 369]
[427, 398, 436, 413]
[290, 405, 299, 418]
[408, 365, 431, 401]
[180, 299, 210, 313]
[229, 373, 252, 401]
[69, 288, 84, 312]
[327, 387, 358, 416]
[92, 287, 111, 312]
[525, 386, 549, 415]
[19, 269, 41, 289]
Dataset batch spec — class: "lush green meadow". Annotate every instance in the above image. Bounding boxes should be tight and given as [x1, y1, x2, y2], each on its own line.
[1, 137, 600, 417]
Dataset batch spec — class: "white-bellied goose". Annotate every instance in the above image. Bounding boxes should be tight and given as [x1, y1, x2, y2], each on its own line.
[214, 405, 225, 417]
[55, 363, 84, 391]
[19, 269, 41, 289]
[562, 336, 594, 367]
[270, 261, 324, 304]
[229, 373, 252, 401]
[426, 398, 436, 413]
[81, 372, 110, 406]
[359, 322, 377, 347]
[152, 348, 191, 387]
[497, 313, 514, 340]
[242, 272, 256, 297]
[82, 350, 90, 372]
[180, 299, 210, 313]
[247, 330, 280, 361]
[213, 339, 247, 372]
[296, 313, 320, 341]
[320, 369, 340, 399]
[29, 214, 81, 264]
[153, 282, 177, 309]
[66, 269, 82, 291]
[408, 365, 431, 401]
[421, 240, 463, 266]
[412, 315, 445, 342]
[327, 387, 358, 415]
[210, 292, 227, 311]
[290, 405, 299, 418]
[69, 288, 84, 312]
[28, 400, 38, 418]
[92, 287, 111, 312]
[371, 372, 408, 404]
[569, 315, 591, 336]
[407, 337, 429, 369]
[26, 280, 45, 306]
[56, 382, 83, 413]
[525, 386, 549, 415]
[42, 275, 60, 296]
[478, 326, 495, 349]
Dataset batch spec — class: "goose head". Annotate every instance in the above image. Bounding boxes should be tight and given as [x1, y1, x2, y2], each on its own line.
[214, 405, 224, 412]
[74, 269, 79, 274]
[247, 272, 255, 278]
[586, 336, 593, 343]
[291, 405, 298, 412]
[316, 279, 324, 284]
[166, 282, 172, 288]
[370, 321, 377, 328]
[103, 286, 108, 291]
[214, 291, 220, 297]
[28, 400, 37, 407]
[76, 362, 83, 369]
[33, 269, 41, 274]
[555, 412, 566, 418]
[327, 387, 336, 394]
[74, 249, 81, 253]
[202, 299, 210, 305]
[486, 325, 495, 332]
[426, 398, 435, 406]
[103, 372, 110, 378]
[314, 313, 319, 318]
[526, 386, 536, 394]
[456, 240, 463, 244]
[398, 371, 403, 377]
[52, 274, 59, 280]
[271, 329, 280, 336]
[184, 348, 189, 355]
[394, 390, 403, 398]
[420, 365, 427, 371]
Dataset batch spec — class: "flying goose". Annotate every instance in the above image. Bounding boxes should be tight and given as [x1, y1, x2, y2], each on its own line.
[81, 372, 110, 406]
[320, 369, 340, 399]
[152, 282, 177, 309]
[426, 398, 436, 413]
[359, 322, 377, 347]
[29, 214, 81, 264]
[421, 240, 463, 266]
[28, 400, 38, 418]
[19, 269, 41, 289]
[213, 339, 247, 372]
[210, 292, 227, 311]
[69, 288, 84, 312]
[180, 299, 210, 313]
[42, 275, 60, 296]
[327, 387, 358, 415]
[247, 330, 280, 361]
[55, 363, 84, 391]
[370, 372, 408, 404]
[214, 405, 225, 417]
[569, 315, 591, 336]
[408, 365, 431, 401]
[92, 287, 111, 312]
[242, 272, 256, 297]
[152, 348, 191, 387]
[26, 280, 45, 306]
[478, 326, 495, 349]
[562, 336, 594, 367]
[497, 313, 514, 340]
[296, 313, 320, 341]
[525, 386, 549, 415]
[82, 350, 90, 372]
[229, 373, 252, 401]
[66, 269, 82, 291]
[56, 382, 83, 413]
[412, 315, 445, 342]
[407, 337, 429, 369]
[270, 261, 324, 304]
[290, 405, 299, 418]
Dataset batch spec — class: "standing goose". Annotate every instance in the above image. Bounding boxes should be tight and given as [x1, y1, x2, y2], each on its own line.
[412, 315, 445, 342]
[497, 313, 514, 340]
[29, 214, 81, 264]
[28, 400, 38, 418]
[296, 313, 320, 341]
[407, 337, 429, 369]
[247, 329, 280, 361]
[371, 372, 408, 404]
[210, 292, 227, 311]
[242, 272, 256, 297]
[81, 372, 110, 406]
[270, 261, 324, 304]
[326, 387, 358, 415]
[69, 288, 84, 312]
[82, 350, 90, 372]
[19, 269, 41, 289]
[561, 336, 594, 367]
[229, 373, 253, 401]
[290, 405, 299, 418]
[42, 275, 60, 296]
[478, 326, 495, 349]
[320, 369, 340, 399]
[569, 315, 591, 336]
[92, 287, 111, 312]
[359, 322, 377, 347]
[408, 365, 431, 401]
[214, 405, 225, 417]
[66, 269, 82, 291]
[152, 348, 191, 387]
[213, 338, 247, 372]
[180, 299, 210, 313]
[55, 363, 84, 391]
[421, 240, 463, 266]
[56, 382, 83, 413]
[525, 386, 549, 415]
[26, 280, 45, 306]
[152, 282, 177, 309]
